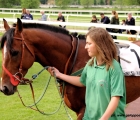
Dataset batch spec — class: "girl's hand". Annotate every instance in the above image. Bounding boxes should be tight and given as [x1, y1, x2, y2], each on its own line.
[47, 67, 61, 78]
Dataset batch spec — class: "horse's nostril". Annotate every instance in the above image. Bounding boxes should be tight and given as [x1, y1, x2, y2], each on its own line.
[1, 86, 9, 94]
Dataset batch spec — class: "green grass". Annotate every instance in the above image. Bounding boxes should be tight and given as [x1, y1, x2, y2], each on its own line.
[0, 51, 76, 120]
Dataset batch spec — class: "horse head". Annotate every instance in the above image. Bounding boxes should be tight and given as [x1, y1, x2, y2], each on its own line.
[0, 18, 35, 95]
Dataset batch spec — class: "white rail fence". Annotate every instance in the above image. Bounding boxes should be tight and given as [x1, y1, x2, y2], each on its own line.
[1, 8, 140, 15]
[1, 12, 140, 23]
[0, 18, 140, 41]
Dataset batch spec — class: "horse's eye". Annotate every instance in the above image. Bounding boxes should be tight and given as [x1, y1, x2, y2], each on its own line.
[10, 50, 19, 56]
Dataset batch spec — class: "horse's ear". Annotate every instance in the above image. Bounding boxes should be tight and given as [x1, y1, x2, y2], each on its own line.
[3, 19, 10, 31]
[15, 18, 23, 33]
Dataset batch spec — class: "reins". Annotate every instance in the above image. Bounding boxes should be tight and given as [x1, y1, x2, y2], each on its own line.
[17, 66, 67, 115]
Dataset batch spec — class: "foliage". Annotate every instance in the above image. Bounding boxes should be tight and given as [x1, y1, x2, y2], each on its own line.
[70, 0, 80, 5]
[55, 0, 71, 8]
[21, 0, 40, 9]
[116, 0, 140, 5]
[100, 0, 105, 5]
[94, 0, 97, 5]
[0, 0, 14, 7]
[110, 0, 113, 5]
[40, 0, 48, 4]
[80, 0, 93, 8]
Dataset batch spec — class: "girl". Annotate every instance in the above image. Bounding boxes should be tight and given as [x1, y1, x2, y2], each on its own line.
[48, 27, 126, 120]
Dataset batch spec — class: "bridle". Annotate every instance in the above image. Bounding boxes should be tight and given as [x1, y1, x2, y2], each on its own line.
[2, 31, 79, 118]
[2, 33, 35, 86]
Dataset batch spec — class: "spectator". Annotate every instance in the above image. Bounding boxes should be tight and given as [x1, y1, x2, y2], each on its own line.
[24, 10, 33, 20]
[100, 13, 110, 32]
[125, 13, 137, 41]
[110, 10, 120, 39]
[39, 10, 47, 21]
[57, 12, 66, 28]
[21, 8, 26, 19]
[88, 15, 98, 30]
[90, 15, 98, 23]
[120, 20, 126, 33]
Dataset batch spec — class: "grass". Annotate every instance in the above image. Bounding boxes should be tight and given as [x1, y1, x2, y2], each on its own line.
[0, 51, 77, 120]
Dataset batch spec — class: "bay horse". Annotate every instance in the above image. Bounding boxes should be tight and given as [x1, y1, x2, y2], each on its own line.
[0, 18, 140, 120]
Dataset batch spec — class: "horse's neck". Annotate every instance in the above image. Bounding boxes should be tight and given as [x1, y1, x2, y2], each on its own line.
[30, 30, 73, 72]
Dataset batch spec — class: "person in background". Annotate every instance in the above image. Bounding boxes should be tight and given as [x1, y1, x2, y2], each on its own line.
[110, 10, 120, 39]
[90, 15, 98, 23]
[57, 12, 66, 28]
[48, 27, 126, 120]
[88, 15, 98, 30]
[100, 13, 111, 32]
[125, 13, 137, 41]
[39, 10, 47, 21]
[24, 9, 33, 20]
[120, 20, 126, 33]
[21, 8, 26, 19]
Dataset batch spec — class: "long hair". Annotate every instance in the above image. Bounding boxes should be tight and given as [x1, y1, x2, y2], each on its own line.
[86, 27, 118, 70]
[112, 10, 118, 19]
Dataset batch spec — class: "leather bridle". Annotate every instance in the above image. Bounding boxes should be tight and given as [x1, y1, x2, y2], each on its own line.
[2, 33, 34, 86]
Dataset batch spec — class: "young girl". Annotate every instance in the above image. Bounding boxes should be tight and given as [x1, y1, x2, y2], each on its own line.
[48, 27, 126, 120]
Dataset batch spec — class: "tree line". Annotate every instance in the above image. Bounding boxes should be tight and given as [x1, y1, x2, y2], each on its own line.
[0, 0, 140, 8]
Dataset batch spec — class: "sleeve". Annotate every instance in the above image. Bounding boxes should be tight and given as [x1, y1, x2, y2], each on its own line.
[21, 15, 23, 19]
[104, 17, 110, 24]
[31, 15, 33, 20]
[63, 16, 65, 22]
[80, 64, 88, 86]
[110, 17, 114, 24]
[110, 65, 125, 97]
[130, 18, 135, 25]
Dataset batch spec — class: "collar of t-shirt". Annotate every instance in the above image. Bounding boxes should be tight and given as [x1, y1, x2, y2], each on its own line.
[93, 57, 106, 69]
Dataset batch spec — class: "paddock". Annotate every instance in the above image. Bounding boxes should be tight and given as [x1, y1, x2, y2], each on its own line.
[1, 17, 140, 119]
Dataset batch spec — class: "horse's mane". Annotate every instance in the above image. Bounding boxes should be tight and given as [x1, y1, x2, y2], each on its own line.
[0, 23, 86, 50]
[13, 23, 70, 35]
[1, 28, 15, 50]
[70, 32, 85, 40]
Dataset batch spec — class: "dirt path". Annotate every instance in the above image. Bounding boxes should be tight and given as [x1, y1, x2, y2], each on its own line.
[125, 97, 140, 120]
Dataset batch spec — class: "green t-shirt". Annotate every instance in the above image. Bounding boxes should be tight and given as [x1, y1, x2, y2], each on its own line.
[80, 58, 126, 120]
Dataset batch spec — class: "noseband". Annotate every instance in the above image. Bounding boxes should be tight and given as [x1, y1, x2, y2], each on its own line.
[2, 33, 34, 86]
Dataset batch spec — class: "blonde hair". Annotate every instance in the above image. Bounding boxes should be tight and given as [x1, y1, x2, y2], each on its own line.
[86, 27, 118, 70]
[112, 10, 118, 19]
[22, 8, 26, 14]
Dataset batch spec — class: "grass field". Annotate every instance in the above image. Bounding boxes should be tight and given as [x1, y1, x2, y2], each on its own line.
[0, 51, 77, 120]
[0, 8, 139, 119]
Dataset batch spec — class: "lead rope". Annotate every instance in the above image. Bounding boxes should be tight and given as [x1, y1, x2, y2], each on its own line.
[17, 66, 72, 119]
[53, 72, 73, 120]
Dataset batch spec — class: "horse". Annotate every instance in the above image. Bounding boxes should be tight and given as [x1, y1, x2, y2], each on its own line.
[0, 18, 140, 120]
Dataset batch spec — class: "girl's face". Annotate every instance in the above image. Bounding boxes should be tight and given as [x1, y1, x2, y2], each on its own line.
[85, 36, 98, 57]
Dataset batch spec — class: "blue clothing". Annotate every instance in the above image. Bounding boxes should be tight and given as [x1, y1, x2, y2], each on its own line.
[23, 14, 33, 20]
[41, 14, 47, 21]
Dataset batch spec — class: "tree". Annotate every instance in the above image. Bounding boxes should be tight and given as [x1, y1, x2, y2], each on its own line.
[94, 0, 97, 5]
[100, 0, 105, 5]
[116, 0, 140, 6]
[55, 0, 71, 8]
[80, 0, 93, 8]
[40, 0, 48, 4]
[0, 0, 16, 7]
[110, 0, 113, 5]
[21, 0, 40, 8]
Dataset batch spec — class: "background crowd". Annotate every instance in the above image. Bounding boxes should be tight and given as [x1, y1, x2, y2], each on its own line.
[21, 8, 137, 41]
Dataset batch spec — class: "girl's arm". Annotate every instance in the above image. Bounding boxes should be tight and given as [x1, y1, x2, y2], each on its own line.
[48, 67, 84, 87]
[99, 96, 120, 120]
